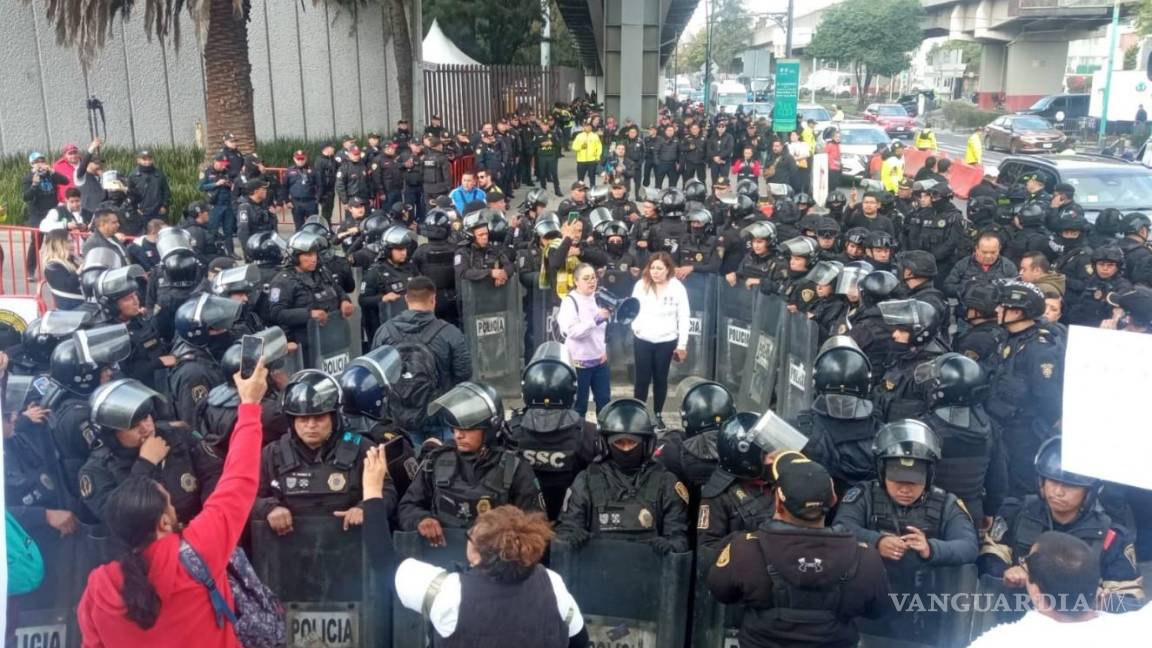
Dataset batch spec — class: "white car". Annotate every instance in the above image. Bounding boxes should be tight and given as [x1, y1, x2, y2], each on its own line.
[798, 104, 834, 133]
[824, 121, 891, 182]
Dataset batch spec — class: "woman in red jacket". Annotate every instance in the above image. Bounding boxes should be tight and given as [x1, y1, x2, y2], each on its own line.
[731, 146, 762, 182]
[78, 359, 269, 647]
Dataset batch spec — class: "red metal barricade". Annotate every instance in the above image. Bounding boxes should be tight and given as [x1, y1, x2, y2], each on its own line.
[451, 155, 476, 187]
[0, 226, 43, 299]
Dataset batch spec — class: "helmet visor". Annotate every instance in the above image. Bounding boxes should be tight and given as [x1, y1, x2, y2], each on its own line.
[428, 382, 501, 430]
[156, 228, 194, 260]
[74, 324, 131, 366]
[347, 345, 403, 387]
[38, 310, 91, 336]
[747, 410, 808, 455]
[89, 378, 161, 431]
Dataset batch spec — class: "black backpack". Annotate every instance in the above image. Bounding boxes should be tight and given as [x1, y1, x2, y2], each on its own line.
[384, 320, 448, 433]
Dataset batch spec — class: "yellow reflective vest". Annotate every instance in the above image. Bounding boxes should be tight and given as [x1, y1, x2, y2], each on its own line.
[881, 155, 905, 193]
[965, 132, 983, 165]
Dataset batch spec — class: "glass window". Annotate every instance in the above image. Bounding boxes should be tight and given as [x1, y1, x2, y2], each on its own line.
[1066, 171, 1152, 209]
[876, 105, 908, 116]
[1010, 116, 1053, 130]
[800, 107, 832, 121]
[839, 127, 891, 146]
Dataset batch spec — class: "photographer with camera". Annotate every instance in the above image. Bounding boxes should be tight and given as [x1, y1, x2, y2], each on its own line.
[23, 151, 72, 276]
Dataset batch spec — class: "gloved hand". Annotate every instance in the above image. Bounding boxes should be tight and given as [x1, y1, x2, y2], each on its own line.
[644, 537, 677, 556]
[559, 527, 591, 549]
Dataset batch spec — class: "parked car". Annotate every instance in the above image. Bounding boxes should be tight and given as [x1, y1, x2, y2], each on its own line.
[997, 154, 1152, 222]
[1017, 93, 1089, 128]
[862, 103, 919, 138]
[798, 104, 833, 131]
[828, 121, 892, 183]
[984, 114, 1067, 154]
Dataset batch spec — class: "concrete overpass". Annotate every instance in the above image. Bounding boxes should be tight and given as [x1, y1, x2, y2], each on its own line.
[556, 0, 700, 124]
[920, 0, 1130, 110]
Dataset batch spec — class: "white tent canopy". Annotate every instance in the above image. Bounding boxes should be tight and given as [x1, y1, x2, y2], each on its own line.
[423, 19, 482, 66]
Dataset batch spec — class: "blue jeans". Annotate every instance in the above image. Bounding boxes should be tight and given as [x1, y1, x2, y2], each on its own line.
[575, 361, 612, 419]
[209, 204, 235, 249]
[408, 422, 452, 455]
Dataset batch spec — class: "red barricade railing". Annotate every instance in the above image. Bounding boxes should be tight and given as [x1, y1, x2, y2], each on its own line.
[0, 225, 43, 300]
[450, 155, 476, 187]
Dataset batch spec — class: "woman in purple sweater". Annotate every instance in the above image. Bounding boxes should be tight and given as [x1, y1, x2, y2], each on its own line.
[556, 263, 612, 417]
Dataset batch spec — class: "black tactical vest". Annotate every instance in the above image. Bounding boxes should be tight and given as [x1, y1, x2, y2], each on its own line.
[869, 483, 948, 539]
[586, 463, 664, 538]
[1012, 498, 1107, 562]
[272, 432, 362, 514]
[508, 409, 585, 474]
[431, 450, 521, 528]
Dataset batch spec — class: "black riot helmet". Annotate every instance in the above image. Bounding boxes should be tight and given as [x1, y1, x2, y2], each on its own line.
[524, 187, 549, 209]
[220, 343, 243, 376]
[845, 227, 871, 247]
[813, 336, 872, 398]
[51, 324, 132, 396]
[780, 236, 819, 260]
[484, 209, 509, 243]
[339, 345, 403, 419]
[534, 213, 562, 241]
[867, 231, 898, 251]
[835, 261, 873, 297]
[245, 231, 288, 265]
[597, 398, 656, 455]
[1094, 208, 1124, 238]
[1034, 436, 1097, 489]
[926, 183, 953, 202]
[772, 198, 800, 225]
[361, 213, 391, 244]
[211, 264, 259, 298]
[89, 378, 162, 433]
[677, 377, 736, 436]
[428, 381, 506, 444]
[806, 260, 844, 286]
[1017, 202, 1047, 228]
[686, 208, 713, 231]
[1124, 212, 1152, 237]
[741, 221, 777, 246]
[967, 196, 999, 225]
[421, 208, 453, 240]
[381, 225, 417, 253]
[859, 270, 900, 308]
[81, 248, 124, 299]
[717, 410, 807, 480]
[735, 178, 759, 202]
[880, 299, 940, 347]
[826, 190, 847, 211]
[731, 194, 757, 220]
[659, 188, 687, 218]
[462, 211, 491, 242]
[993, 278, 1046, 320]
[287, 230, 328, 264]
[174, 294, 243, 347]
[1092, 244, 1125, 266]
[873, 419, 941, 487]
[598, 220, 630, 242]
[683, 180, 708, 203]
[156, 227, 194, 261]
[1053, 209, 1091, 234]
[282, 369, 344, 435]
[588, 207, 614, 236]
[162, 249, 202, 288]
[521, 342, 578, 409]
[23, 310, 92, 367]
[94, 265, 147, 313]
[961, 281, 1000, 318]
[793, 192, 815, 210]
[924, 353, 986, 408]
[876, 191, 896, 214]
[300, 215, 334, 238]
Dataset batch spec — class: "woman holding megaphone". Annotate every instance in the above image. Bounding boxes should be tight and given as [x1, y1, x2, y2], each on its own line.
[557, 263, 613, 418]
[630, 252, 691, 431]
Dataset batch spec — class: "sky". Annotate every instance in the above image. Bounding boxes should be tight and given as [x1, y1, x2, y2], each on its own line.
[683, 0, 840, 36]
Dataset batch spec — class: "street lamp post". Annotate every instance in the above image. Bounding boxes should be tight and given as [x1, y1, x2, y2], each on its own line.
[705, 0, 714, 115]
[1098, 0, 1121, 139]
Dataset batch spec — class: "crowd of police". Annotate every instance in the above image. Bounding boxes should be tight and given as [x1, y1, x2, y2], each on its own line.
[7, 97, 1152, 647]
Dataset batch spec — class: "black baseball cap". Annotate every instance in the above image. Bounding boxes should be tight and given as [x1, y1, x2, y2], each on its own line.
[347, 197, 367, 208]
[1108, 287, 1152, 327]
[136, 149, 153, 158]
[884, 457, 929, 484]
[486, 190, 506, 204]
[713, 177, 730, 187]
[773, 452, 835, 519]
[1054, 182, 1075, 196]
[213, 151, 229, 162]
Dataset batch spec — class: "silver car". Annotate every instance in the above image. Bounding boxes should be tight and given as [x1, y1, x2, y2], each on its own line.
[826, 122, 892, 182]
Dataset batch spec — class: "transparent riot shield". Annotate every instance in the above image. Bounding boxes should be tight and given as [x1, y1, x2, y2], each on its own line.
[527, 285, 559, 356]
[460, 279, 525, 400]
[858, 564, 979, 648]
[714, 281, 758, 395]
[391, 529, 470, 647]
[306, 314, 353, 374]
[774, 311, 819, 420]
[737, 294, 787, 413]
[250, 517, 387, 648]
[550, 538, 691, 648]
[691, 544, 744, 648]
[668, 273, 718, 389]
[602, 265, 637, 383]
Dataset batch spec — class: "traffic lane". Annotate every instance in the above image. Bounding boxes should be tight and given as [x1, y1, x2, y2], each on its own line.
[934, 131, 1007, 166]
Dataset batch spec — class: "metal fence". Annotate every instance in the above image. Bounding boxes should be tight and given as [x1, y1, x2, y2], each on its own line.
[423, 64, 584, 133]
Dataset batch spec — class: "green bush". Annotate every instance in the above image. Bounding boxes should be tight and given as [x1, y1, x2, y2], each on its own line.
[941, 101, 1004, 130]
[0, 139, 333, 225]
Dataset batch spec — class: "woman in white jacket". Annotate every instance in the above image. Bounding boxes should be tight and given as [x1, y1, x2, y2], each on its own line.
[630, 251, 690, 429]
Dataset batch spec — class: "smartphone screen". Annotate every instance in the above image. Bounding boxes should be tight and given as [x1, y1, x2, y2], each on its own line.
[240, 335, 264, 379]
[567, 211, 580, 224]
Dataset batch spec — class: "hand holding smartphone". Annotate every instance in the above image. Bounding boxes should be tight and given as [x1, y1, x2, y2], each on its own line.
[240, 335, 265, 380]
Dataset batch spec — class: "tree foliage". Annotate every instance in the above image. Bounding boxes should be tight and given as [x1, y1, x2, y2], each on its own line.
[672, 0, 753, 75]
[928, 40, 982, 76]
[424, 0, 548, 65]
[807, 0, 924, 105]
[1136, 0, 1152, 36]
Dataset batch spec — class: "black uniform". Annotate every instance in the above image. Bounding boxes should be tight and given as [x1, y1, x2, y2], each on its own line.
[196, 384, 288, 454]
[236, 197, 277, 257]
[556, 461, 689, 552]
[121, 314, 167, 385]
[1069, 274, 1132, 326]
[697, 471, 774, 552]
[952, 321, 1007, 375]
[648, 218, 688, 255]
[413, 239, 460, 324]
[78, 423, 223, 524]
[127, 238, 161, 273]
[5, 412, 79, 531]
[1118, 237, 1152, 280]
[676, 230, 721, 275]
[922, 405, 1007, 525]
[679, 134, 707, 184]
[871, 345, 946, 423]
[1052, 240, 1095, 299]
[847, 305, 901, 381]
[506, 408, 600, 520]
[267, 266, 349, 344]
[253, 429, 386, 521]
[334, 158, 373, 205]
[1007, 224, 1053, 265]
[397, 445, 543, 530]
[454, 242, 512, 286]
[794, 397, 881, 497]
[314, 153, 338, 222]
[359, 256, 417, 340]
[534, 129, 562, 194]
[654, 430, 719, 488]
[903, 204, 969, 281]
[421, 148, 454, 198]
[282, 164, 319, 229]
[984, 325, 1064, 497]
[167, 341, 227, 428]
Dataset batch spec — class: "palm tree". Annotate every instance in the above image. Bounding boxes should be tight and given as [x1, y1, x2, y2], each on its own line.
[32, 0, 417, 155]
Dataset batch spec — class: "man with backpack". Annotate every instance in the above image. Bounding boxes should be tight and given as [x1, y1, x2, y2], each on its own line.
[371, 277, 472, 448]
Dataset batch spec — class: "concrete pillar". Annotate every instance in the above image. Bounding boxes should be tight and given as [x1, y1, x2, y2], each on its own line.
[977, 41, 1006, 109]
[1002, 39, 1069, 111]
[603, 0, 661, 125]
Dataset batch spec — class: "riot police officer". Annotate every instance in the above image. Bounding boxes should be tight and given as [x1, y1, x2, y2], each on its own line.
[918, 353, 1007, 527]
[725, 218, 776, 290]
[985, 279, 1064, 498]
[718, 195, 764, 277]
[847, 270, 901, 378]
[211, 263, 267, 337]
[557, 398, 689, 554]
[197, 328, 291, 454]
[146, 229, 204, 344]
[268, 231, 355, 347]
[593, 221, 640, 297]
[454, 212, 513, 288]
[94, 265, 172, 385]
[902, 182, 968, 281]
[245, 230, 288, 321]
[398, 382, 543, 541]
[236, 179, 277, 257]
[654, 378, 737, 488]
[254, 370, 384, 535]
[1069, 245, 1131, 326]
[507, 343, 600, 520]
[763, 237, 819, 312]
[864, 231, 898, 274]
[871, 299, 946, 422]
[359, 225, 418, 340]
[980, 436, 1144, 608]
[675, 208, 721, 278]
[1006, 202, 1053, 265]
[794, 337, 881, 497]
[413, 208, 461, 325]
[954, 281, 1008, 374]
[648, 188, 689, 255]
[337, 346, 419, 497]
[833, 420, 978, 569]
[79, 378, 223, 523]
[168, 294, 239, 427]
[7, 310, 91, 377]
[697, 412, 780, 552]
[895, 250, 948, 329]
[1050, 208, 1095, 298]
[604, 178, 639, 222]
[45, 325, 131, 504]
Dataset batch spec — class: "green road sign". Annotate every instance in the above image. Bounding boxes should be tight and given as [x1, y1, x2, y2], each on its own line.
[773, 59, 800, 133]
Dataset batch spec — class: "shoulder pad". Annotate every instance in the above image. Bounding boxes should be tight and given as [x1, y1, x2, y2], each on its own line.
[842, 486, 863, 504]
[207, 384, 240, 408]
